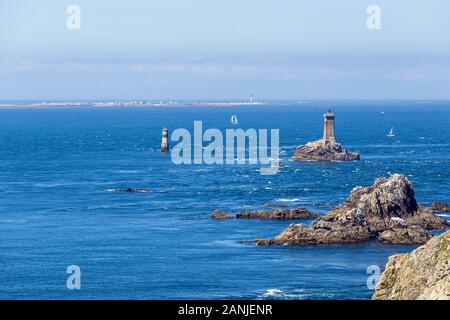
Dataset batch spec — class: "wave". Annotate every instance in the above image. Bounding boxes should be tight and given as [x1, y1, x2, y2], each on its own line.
[257, 289, 286, 299]
[256, 288, 336, 300]
[85, 202, 150, 210]
[113, 170, 144, 174]
[33, 182, 72, 187]
[274, 198, 300, 202]
[193, 168, 211, 172]
[257, 288, 307, 300]
[210, 240, 245, 248]
[346, 143, 450, 148]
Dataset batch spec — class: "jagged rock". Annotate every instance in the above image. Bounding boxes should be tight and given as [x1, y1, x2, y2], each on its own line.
[431, 202, 450, 212]
[211, 207, 318, 220]
[211, 210, 234, 219]
[291, 140, 359, 162]
[373, 230, 450, 300]
[254, 174, 448, 246]
[236, 207, 318, 220]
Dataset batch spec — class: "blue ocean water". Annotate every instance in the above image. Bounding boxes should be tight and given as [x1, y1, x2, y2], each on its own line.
[0, 101, 449, 299]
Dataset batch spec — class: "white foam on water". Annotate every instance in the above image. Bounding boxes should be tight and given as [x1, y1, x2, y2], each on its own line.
[258, 288, 284, 298]
[256, 288, 336, 300]
[33, 182, 72, 187]
[256, 288, 307, 300]
[114, 170, 143, 174]
[274, 198, 300, 202]
[210, 240, 245, 248]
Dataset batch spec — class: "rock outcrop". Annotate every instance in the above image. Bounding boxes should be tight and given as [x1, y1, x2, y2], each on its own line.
[237, 207, 318, 220]
[372, 230, 450, 300]
[212, 207, 318, 220]
[211, 210, 234, 219]
[291, 139, 359, 162]
[255, 174, 448, 246]
[431, 202, 450, 213]
[378, 226, 431, 244]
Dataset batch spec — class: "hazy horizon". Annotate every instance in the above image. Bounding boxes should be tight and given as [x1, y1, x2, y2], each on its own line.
[1, 1, 450, 100]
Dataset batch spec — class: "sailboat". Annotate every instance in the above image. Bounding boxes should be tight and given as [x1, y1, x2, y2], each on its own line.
[387, 127, 395, 137]
[231, 115, 238, 125]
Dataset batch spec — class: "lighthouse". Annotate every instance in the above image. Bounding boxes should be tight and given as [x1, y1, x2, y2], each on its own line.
[161, 128, 169, 152]
[323, 109, 336, 142]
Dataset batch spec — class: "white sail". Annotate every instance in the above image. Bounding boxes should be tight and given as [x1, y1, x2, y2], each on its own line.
[231, 115, 238, 125]
[387, 127, 395, 137]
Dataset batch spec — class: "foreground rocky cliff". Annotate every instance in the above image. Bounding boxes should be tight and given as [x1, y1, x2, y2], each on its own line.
[372, 230, 450, 300]
[291, 139, 359, 161]
[255, 174, 448, 246]
[212, 207, 318, 220]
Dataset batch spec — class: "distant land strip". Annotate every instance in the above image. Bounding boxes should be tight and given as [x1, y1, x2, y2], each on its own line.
[0, 101, 265, 108]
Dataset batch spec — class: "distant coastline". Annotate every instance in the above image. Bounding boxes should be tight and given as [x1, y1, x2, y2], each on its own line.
[0, 100, 265, 108]
[1, 100, 450, 110]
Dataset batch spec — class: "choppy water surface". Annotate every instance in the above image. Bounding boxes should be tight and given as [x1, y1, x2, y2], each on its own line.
[0, 101, 449, 299]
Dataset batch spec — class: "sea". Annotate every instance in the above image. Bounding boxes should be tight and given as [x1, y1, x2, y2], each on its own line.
[0, 101, 449, 299]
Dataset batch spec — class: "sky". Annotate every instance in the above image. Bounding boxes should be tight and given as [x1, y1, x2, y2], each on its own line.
[0, 0, 450, 100]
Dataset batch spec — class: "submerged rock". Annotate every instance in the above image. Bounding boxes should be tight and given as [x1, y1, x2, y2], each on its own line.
[431, 202, 450, 213]
[254, 174, 448, 246]
[107, 188, 151, 193]
[373, 230, 450, 300]
[212, 207, 318, 220]
[291, 139, 360, 162]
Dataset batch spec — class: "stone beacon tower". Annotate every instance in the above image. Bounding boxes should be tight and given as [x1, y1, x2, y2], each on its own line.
[323, 109, 336, 142]
[161, 128, 169, 152]
[291, 109, 359, 161]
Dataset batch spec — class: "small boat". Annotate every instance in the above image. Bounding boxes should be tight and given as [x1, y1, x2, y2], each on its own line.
[387, 127, 395, 137]
[231, 115, 238, 125]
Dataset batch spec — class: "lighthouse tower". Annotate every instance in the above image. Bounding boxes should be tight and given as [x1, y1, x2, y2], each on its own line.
[161, 128, 169, 152]
[323, 109, 336, 142]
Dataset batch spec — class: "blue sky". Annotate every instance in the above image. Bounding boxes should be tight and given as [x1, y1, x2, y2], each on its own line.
[1, 0, 450, 100]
